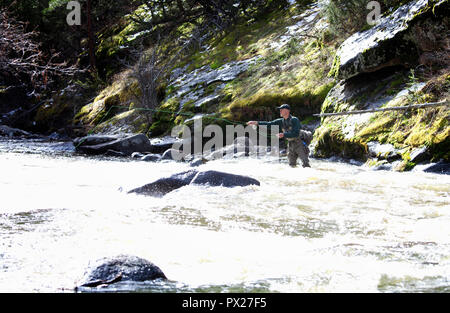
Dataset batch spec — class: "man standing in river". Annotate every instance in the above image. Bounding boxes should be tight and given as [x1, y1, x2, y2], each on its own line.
[247, 104, 311, 168]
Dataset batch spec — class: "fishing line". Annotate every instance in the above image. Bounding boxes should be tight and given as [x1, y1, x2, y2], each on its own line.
[75, 105, 279, 148]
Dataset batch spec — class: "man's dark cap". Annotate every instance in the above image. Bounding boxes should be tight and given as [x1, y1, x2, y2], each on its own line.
[277, 104, 291, 110]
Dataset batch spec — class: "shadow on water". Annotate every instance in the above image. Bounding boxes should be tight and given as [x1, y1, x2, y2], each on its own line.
[75, 278, 278, 293]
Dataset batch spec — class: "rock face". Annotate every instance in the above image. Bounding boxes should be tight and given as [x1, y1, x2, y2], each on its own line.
[167, 57, 261, 109]
[129, 170, 260, 196]
[74, 134, 152, 156]
[334, 0, 445, 80]
[190, 170, 261, 187]
[78, 255, 167, 288]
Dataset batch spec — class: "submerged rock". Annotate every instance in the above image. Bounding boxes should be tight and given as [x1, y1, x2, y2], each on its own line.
[75, 133, 152, 156]
[161, 148, 185, 161]
[189, 158, 207, 167]
[141, 153, 162, 162]
[77, 255, 166, 289]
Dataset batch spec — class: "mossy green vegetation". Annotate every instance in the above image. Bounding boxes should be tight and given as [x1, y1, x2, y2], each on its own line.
[81, 0, 338, 139]
[314, 69, 450, 168]
[69, 0, 449, 171]
[312, 120, 368, 160]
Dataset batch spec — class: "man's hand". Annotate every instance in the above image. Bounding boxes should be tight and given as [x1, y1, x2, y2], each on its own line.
[277, 133, 284, 139]
[247, 121, 258, 126]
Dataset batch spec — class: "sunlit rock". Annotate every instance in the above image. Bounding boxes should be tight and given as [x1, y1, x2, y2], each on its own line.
[334, 0, 446, 80]
[409, 146, 431, 164]
[76, 255, 166, 289]
[367, 141, 401, 161]
[75, 133, 152, 156]
[166, 56, 261, 110]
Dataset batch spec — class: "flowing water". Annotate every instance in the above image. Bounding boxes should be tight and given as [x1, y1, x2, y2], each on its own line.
[0, 139, 449, 293]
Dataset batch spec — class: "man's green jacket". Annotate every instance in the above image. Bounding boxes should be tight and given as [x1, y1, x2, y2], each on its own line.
[258, 115, 301, 139]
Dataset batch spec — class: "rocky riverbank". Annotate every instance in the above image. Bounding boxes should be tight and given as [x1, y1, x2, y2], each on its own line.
[1, 0, 448, 174]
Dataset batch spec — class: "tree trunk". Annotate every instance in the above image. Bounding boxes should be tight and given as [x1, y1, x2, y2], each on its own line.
[87, 0, 96, 70]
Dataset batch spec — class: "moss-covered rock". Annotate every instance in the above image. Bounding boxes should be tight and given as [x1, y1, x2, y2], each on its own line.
[312, 123, 368, 161]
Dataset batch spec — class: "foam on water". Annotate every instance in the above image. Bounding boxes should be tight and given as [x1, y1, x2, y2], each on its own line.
[0, 149, 449, 292]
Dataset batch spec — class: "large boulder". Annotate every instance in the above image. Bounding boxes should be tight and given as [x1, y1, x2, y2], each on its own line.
[128, 170, 199, 197]
[334, 0, 446, 80]
[77, 255, 167, 289]
[190, 170, 261, 187]
[128, 170, 260, 196]
[75, 133, 152, 156]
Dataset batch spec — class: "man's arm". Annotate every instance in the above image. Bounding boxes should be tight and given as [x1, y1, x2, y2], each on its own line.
[253, 119, 283, 127]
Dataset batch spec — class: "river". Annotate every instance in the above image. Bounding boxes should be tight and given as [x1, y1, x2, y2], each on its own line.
[0, 139, 449, 292]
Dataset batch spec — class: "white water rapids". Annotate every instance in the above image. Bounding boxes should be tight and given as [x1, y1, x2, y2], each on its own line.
[0, 140, 449, 292]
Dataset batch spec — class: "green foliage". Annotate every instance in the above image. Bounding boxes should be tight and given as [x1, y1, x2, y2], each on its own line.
[46, 0, 71, 12]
